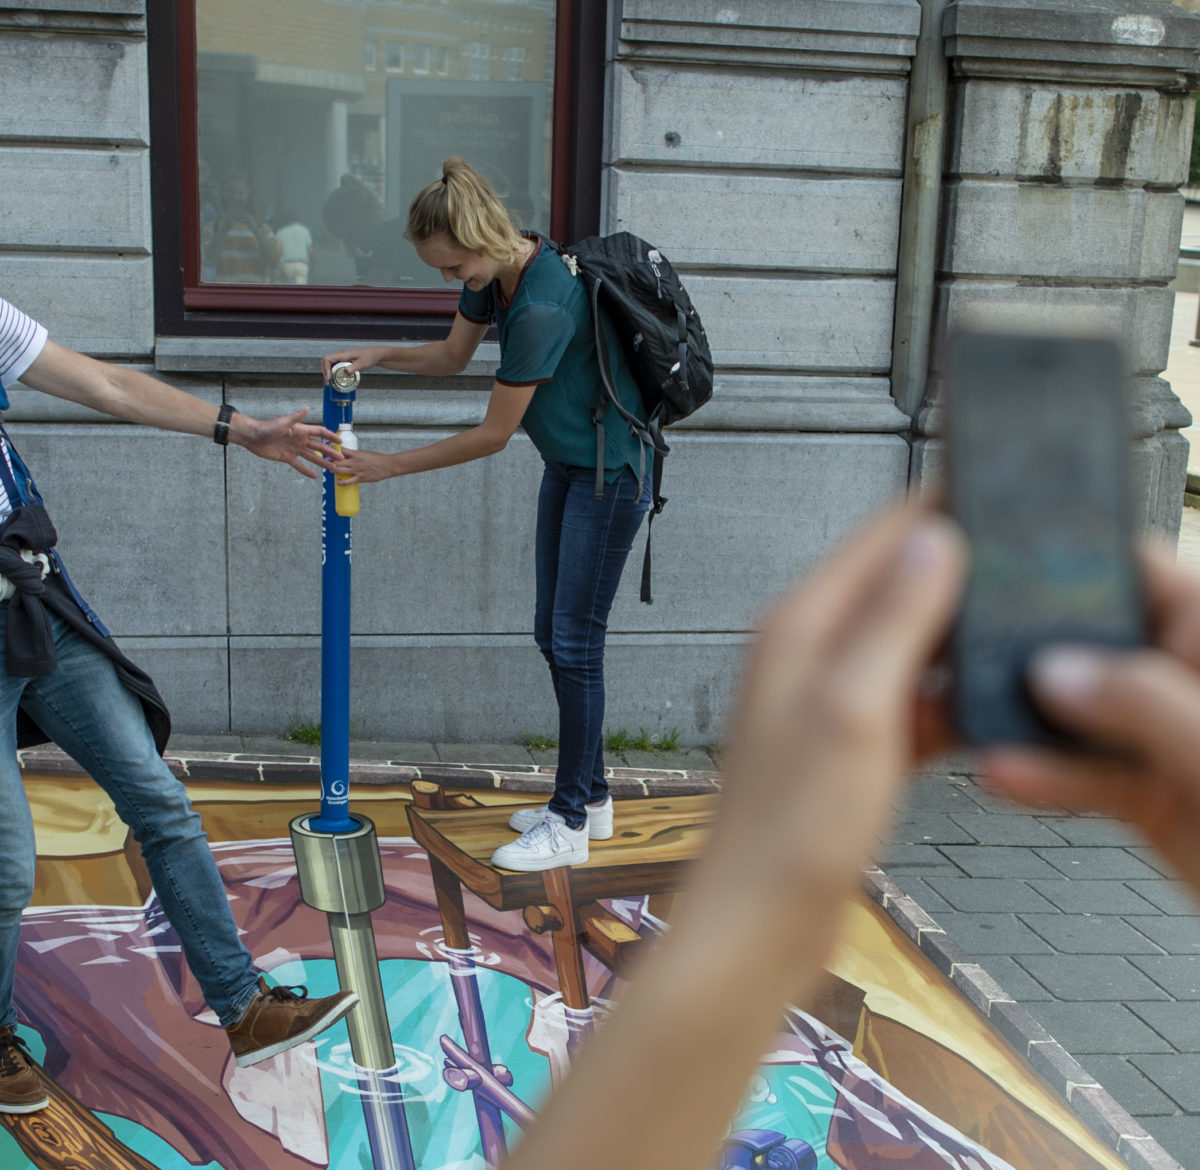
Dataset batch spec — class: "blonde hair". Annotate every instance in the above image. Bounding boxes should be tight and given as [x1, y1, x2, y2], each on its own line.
[406, 157, 523, 263]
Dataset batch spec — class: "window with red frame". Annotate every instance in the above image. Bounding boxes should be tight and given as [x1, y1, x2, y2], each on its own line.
[151, 0, 601, 333]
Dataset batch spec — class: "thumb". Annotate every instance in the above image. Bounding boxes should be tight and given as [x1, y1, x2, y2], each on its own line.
[1029, 645, 1200, 771]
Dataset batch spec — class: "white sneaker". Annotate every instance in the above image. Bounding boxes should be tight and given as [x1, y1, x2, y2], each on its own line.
[491, 812, 589, 871]
[508, 796, 613, 840]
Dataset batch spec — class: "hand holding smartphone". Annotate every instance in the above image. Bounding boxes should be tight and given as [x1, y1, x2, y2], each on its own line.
[945, 330, 1146, 747]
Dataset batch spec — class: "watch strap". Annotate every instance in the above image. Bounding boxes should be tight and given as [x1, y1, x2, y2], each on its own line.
[213, 403, 237, 446]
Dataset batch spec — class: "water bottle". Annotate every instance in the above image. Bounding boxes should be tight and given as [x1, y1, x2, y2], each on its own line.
[334, 423, 360, 517]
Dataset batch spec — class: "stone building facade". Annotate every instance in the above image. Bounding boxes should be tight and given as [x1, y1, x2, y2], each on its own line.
[0, 0, 1197, 743]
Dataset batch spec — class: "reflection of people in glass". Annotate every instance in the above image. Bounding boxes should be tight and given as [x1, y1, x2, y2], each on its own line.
[321, 158, 650, 873]
[272, 210, 314, 285]
[321, 174, 408, 286]
[201, 173, 281, 284]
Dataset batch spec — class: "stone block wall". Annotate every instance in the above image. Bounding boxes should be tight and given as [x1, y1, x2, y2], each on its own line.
[917, 0, 1200, 536]
[0, 0, 1198, 743]
[0, 3, 153, 354]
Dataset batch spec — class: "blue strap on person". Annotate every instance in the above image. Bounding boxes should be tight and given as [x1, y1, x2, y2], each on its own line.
[0, 422, 110, 636]
[0, 424, 35, 507]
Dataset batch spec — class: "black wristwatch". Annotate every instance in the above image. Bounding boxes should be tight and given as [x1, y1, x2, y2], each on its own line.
[213, 403, 237, 446]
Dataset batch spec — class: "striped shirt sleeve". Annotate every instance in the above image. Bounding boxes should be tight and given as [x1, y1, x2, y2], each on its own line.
[0, 297, 48, 390]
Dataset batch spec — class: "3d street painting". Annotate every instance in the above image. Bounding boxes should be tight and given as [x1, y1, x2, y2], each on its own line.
[3, 769, 1136, 1170]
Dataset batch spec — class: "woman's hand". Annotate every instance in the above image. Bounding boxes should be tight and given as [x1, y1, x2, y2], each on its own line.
[331, 446, 400, 484]
[321, 346, 391, 382]
[228, 408, 341, 480]
[985, 543, 1200, 895]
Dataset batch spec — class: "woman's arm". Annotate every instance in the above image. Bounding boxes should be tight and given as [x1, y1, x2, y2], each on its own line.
[504, 504, 966, 1170]
[321, 312, 488, 381]
[18, 340, 339, 478]
[332, 379, 537, 484]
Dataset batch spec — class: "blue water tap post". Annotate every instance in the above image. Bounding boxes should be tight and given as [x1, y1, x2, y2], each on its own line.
[288, 373, 416, 1170]
[312, 373, 358, 833]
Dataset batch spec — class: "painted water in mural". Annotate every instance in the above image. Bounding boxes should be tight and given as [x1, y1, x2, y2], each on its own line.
[3, 775, 1131, 1170]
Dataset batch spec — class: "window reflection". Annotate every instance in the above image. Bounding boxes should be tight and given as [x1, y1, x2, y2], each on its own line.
[195, 0, 556, 289]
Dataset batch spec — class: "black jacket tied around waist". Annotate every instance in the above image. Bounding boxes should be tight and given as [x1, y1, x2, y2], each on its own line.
[0, 504, 171, 753]
[0, 505, 58, 677]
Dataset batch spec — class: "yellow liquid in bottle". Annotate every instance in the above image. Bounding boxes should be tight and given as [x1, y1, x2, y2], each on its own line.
[334, 427, 360, 517]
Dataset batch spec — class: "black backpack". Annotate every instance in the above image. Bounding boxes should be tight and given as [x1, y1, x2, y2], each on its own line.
[545, 232, 713, 603]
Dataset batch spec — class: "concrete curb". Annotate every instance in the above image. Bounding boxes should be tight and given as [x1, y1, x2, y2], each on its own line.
[18, 743, 723, 797]
[863, 869, 1183, 1170]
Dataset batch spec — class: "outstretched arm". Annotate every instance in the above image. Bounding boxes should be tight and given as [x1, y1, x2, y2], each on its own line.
[504, 503, 966, 1170]
[18, 340, 339, 479]
[328, 379, 537, 484]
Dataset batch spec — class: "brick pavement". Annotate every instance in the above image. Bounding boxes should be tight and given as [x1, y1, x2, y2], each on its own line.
[885, 761, 1200, 1167]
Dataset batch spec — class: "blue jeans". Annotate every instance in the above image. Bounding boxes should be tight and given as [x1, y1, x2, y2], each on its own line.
[534, 461, 650, 829]
[0, 608, 260, 1029]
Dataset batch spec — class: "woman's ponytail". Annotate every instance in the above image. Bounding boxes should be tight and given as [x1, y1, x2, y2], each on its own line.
[406, 157, 522, 262]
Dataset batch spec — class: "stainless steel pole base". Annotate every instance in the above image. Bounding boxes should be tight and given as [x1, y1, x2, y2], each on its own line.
[289, 814, 393, 1070]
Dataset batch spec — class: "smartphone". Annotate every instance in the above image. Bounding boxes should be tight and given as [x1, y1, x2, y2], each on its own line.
[945, 330, 1145, 746]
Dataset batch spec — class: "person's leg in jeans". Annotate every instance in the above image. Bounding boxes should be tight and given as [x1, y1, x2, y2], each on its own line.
[0, 636, 55, 1112]
[0, 666, 35, 1037]
[505, 461, 611, 851]
[533, 459, 569, 712]
[14, 613, 357, 1070]
[535, 463, 649, 829]
[0, 688, 47, 1112]
[18, 617, 262, 1026]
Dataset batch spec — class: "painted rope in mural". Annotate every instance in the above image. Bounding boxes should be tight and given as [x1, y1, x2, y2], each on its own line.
[3, 781, 1129, 1170]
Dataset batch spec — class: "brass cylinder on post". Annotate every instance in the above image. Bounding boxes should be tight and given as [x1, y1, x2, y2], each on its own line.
[289, 814, 393, 1069]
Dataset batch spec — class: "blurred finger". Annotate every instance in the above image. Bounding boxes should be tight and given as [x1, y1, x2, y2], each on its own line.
[728, 514, 963, 818]
[1027, 645, 1200, 777]
[986, 744, 1200, 892]
[983, 745, 1131, 817]
[746, 502, 941, 700]
[1139, 542, 1200, 668]
[824, 516, 966, 723]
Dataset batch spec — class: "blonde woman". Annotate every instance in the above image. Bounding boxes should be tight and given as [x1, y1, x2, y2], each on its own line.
[322, 158, 650, 872]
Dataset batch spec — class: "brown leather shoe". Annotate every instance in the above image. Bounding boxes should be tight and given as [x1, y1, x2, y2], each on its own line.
[0, 1026, 49, 1114]
[225, 978, 359, 1068]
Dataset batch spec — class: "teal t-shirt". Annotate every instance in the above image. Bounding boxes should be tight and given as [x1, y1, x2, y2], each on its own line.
[459, 237, 647, 482]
